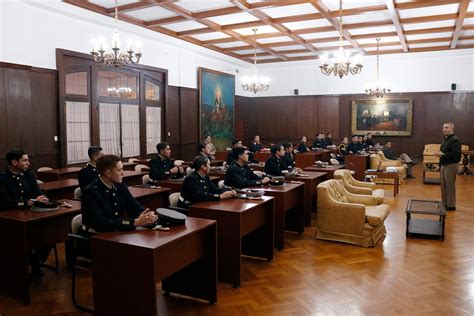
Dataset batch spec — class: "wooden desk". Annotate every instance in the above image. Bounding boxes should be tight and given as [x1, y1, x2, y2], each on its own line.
[37, 167, 82, 182]
[253, 152, 271, 162]
[122, 162, 138, 171]
[91, 218, 217, 315]
[248, 162, 265, 172]
[122, 170, 147, 186]
[135, 159, 151, 166]
[294, 172, 327, 226]
[345, 154, 370, 181]
[209, 169, 226, 180]
[459, 150, 474, 175]
[39, 179, 79, 200]
[185, 160, 224, 167]
[365, 170, 400, 196]
[214, 151, 229, 161]
[0, 199, 81, 304]
[246, 183, 304, 250]
[156, 176, 220, 193]
[129, 186, 171, 210]
[303, 164, 345, 178]
[295, 152, 317, 169]
[188, 197, 274, 287]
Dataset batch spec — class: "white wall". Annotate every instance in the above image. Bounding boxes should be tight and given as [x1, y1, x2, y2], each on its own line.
[1, 0, 473, 97]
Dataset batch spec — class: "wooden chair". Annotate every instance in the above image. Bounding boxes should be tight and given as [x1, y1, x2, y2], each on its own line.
[134, 164, 148, 172]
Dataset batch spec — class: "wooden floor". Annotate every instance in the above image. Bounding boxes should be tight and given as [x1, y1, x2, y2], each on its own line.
[1, 165, 474, 315]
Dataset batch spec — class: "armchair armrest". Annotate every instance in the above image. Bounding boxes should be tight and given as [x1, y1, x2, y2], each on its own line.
[317, 200, 366, 235]
[345, 184, 373, 195]
[352, 178, 375, 188]
[345, 192, 377, 206]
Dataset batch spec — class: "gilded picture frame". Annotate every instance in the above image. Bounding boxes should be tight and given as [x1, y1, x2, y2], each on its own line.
[198, 67, 235, 151]
[351, 99, 413, 136]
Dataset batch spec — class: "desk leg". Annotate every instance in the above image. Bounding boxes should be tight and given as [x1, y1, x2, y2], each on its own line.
[0, 220, 30, 305]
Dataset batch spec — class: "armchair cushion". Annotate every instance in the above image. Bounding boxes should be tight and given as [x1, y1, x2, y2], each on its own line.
[365, 205, 390, 226]
[334, 169, 385, 204]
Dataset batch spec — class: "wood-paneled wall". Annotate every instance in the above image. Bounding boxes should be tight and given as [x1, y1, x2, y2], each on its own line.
[235, 92, 474, 159]
[0, 62, 60, 169]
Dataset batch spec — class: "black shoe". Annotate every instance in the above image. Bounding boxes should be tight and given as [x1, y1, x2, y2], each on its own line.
[31, 266, 44, 277]
[447, 207, 456, 211]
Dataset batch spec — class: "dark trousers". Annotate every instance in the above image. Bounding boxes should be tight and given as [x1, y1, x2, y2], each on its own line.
[440, 163, 458, 208]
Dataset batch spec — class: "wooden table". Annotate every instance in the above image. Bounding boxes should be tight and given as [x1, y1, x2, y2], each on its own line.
[459, 150, 474, 175]
[248, 162, 265, 172]
[345, 154, 370, 181]
[253, 152, 272, 162]
[39, 179, 79, 200]
[37, 167, 82, 182]
[122, 170, 147, 186]
[209, 169, 226, 180]
[156, 176, 220, 193]
[365, 170, 400, 196]
[246, 183, 305, 250]
[188, 197, 274, 287]
[121, 162, 138, 171]
[129, 186, 171, 211]
[294, 172, 327, 226]
[135, 159, 151, 166]
[303, 164, 346, 178]
[0, 199, 81, 304]
[91, 218, 217, 315]
[185, 160, 224, 167]
[406, 199, 446, 240]
[295, 152, 322, 169]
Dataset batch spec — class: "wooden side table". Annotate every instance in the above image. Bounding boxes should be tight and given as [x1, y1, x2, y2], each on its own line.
[406, 199, 446, 241]
[365, 170, 399, 196]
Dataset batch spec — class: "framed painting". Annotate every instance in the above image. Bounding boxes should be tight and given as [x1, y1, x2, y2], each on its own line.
[351, 99, 413, 136]
[199, 67, 235, 150]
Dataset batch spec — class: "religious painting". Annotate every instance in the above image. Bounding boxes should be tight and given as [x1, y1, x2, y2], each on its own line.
[199, 67, 235, 150]
[351, 99, 413, 136]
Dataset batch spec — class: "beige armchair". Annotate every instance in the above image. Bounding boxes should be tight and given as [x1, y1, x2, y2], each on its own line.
[370, 152, 406, 180]
[316, 179, 390, 247]
[333, 169, 385, 204]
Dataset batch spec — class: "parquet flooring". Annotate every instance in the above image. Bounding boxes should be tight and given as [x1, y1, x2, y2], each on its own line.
[1, 165, 473, 315]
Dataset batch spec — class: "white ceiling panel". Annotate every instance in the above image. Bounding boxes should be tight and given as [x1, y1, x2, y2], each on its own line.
[272, 45, 306, 51]
[234, 25, 278, 36]
[214, 41, 248, 49]
[190, 32, 230, 41]
[365, 45, 402, 51]
[458, 39, 474, 45]
[342, 11, 391, 24]
[405, 32, 453, 41]
[257, 36, 293, 44]
[255, 55, 282, 60]
[284, 52, 317, 58]
[283, 19, 332, 30]
[349, 25, 397, 35]
[261, 3, 318, 18]
[208, 12, 259, 25]
[468, 1, 474, 12]
[409, 42, 451, 49]
[357, 36, 401, 44]
[461, 30, 474, 37]
[164, 20, 208, 32]
[315, 40, 350, 48]
[90, 0, 137, 9]
[174, 0, 234, 12]
[125, 6, 176, 21]
[234, 49, 264, 54]
[402, 20, 456, 31]
[463, 18, 474, 25]
[299, 31, 341, 39]
[321, 0, 385, 11]
[399, 4, 459, 19]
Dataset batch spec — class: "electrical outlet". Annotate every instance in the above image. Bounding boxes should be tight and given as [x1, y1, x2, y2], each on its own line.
[167, 132, 171, 137]
[54, 136, 58, 142]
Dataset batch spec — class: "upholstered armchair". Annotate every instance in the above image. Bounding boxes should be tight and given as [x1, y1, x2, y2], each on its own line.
[333, 169, 385, 204]
[370, 152, 406, 180]
[316, 180, 390, 247]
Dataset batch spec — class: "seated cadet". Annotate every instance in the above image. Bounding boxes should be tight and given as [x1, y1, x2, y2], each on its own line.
[78, 146, 103, 190]
[249, 135, 263, 153]
[336, 137, 350, 162]
[325, 133, 333, 146]
[226, 139, 244, 165]
[282, 142, 297, 169]
[224, 148, 270, 188]
[312, 133, 323, 150]
[81, 155, 157, 234]
[366, 133, 374, 147]
[0, 149, 52, 277]
[203, 135, 216, 160]
[361, 135, 369, 150]
[264, 144, 302, 176]
[198, 143, 214, 160]
[347, 135, 359, 154]
[149, 142, 184, 182]
[178, 155, 235, 208]
[356, 136, 364, 152]
[383, 141, 415, 178]
[297, 136, 311, 152]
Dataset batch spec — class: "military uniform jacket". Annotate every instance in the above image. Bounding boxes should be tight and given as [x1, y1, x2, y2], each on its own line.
[149, 155, 178, 181]
[81, 178, 144, 232]
[264, 155, 288, 176]
[382, 148, 398, 160]
[312, 139, 323, 149]
[78, 163, 99, 190]
[356, 142, 364, 152]
[440, 133, 461, 165]
[226, 151, 236, 165]
[0, 168, 43, 210]
[224, 161, 263, 188]
[297, 142, 308, 152]
[283, 152, 295, 169]
[326, 138, 333, 146]
[180, 171, 225, 206]
[366, 139, 374, 147]
[347, 142, 358, 154]
[249, 143, 262, 153]
[338, 144, 350, 156]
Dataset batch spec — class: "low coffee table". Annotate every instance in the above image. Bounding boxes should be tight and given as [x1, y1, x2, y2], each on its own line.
[406, 199, 447, 241]
[365, 170, 399, 196]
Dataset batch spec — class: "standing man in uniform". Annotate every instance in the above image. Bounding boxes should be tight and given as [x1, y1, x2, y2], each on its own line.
[434, 122, 461, 211]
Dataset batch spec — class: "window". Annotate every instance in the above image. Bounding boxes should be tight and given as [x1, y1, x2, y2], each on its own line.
[66, 101, 90, 164]
[121, 104, 140, 157]
[99, 103, 121, 156]
[145, 80, 160, 101]
[98, 71, 138, 99]
[65, 72, 88, 96]
[146, 107, 161, 154]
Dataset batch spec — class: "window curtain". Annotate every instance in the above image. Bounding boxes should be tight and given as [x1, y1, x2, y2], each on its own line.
[146, 106, 161, 154]
[121, 104, 140, 158]
[99, 103, 121, 156]
[66, 101, 90, 164]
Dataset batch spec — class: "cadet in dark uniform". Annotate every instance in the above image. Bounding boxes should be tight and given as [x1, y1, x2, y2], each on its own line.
[81, 155, 157, 233]
[325, 133, 333, 146]
[312, 133, 324, 150]
[198, 143, 213, 160]
[78, 146, 103, 191]
[249, 135, 263, 153]
[224, 148, 270, 188]
[366, 133, 374, 147]
[337, 137, 350, 162]
[282, 142, 296, 169]
[347, 135, 359, 154]
[149, 142, 184, 182]
[297, 136, 310, 152]
[356, 136, 364, 152]
[226, 139, 244, 165]
[435, 122, 462, 211]
[361, 135, 369, 150]
[0, 149, 52, 277]
[179, 155, 235, 208]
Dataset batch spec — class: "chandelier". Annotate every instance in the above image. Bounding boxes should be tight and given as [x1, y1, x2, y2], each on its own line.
[365, 38, 391, 98]
[90, 0, 142, 66]
[241, 28, 270, 94]
[319, 0, 363, 78]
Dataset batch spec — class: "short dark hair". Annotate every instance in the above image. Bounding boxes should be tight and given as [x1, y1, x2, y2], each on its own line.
[6, 149, 26, 165]
[203, 134, 210, 139]
[232, 139, 241, 147]
[192, 155, 209, 170]
[87, 146, 103, 160]
[367, 133, 372, 136]
[283, 142, 293, 149]
[156, 142, 169, 154]
[198, 143, 208, 153]
[96, 155, 121, 175]
[326, 133, 331, 136]
[270, 144, 283, 154]
[233, 147, 246, 160]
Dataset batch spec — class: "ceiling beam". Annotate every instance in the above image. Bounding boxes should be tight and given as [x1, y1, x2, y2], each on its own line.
[401, 13, 458, 24]
[385, 0, 408, 52]
[396, 0, 462, 10]
[106, 1, 158, 14]
[451, 0, 470, 48]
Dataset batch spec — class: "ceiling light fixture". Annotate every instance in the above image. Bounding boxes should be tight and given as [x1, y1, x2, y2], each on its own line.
[365, 38, 390, 98]
[241, 28, 270, 94]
